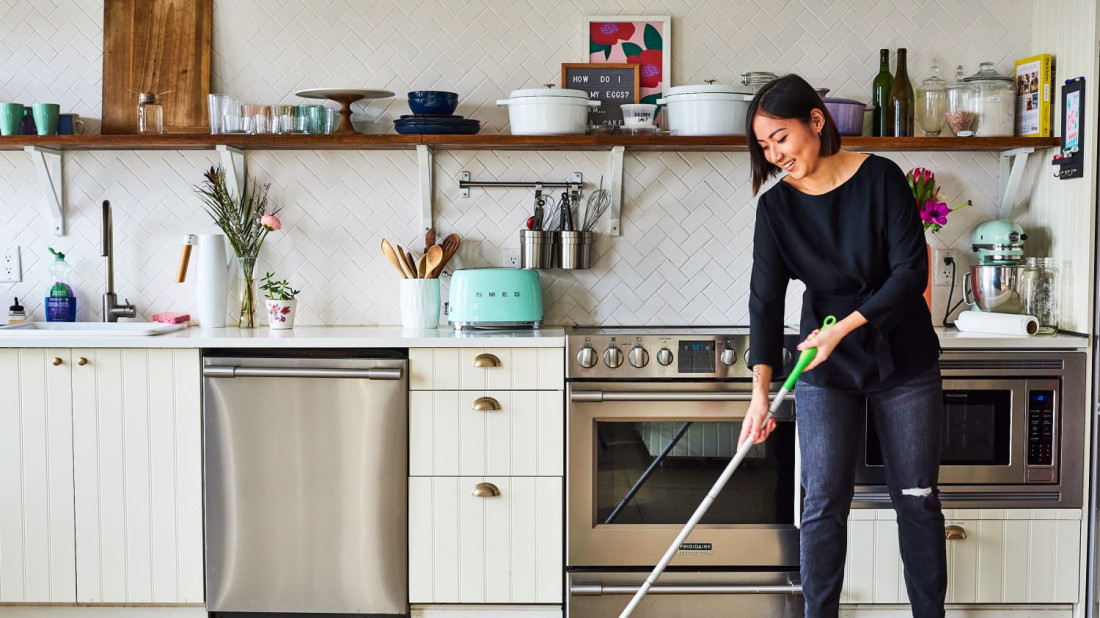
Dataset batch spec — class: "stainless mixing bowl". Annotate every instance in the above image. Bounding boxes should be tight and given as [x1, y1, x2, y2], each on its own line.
[964, 265, 1024, 313]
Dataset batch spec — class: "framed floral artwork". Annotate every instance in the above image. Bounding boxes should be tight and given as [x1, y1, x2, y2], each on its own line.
[584, 15, 670, 106]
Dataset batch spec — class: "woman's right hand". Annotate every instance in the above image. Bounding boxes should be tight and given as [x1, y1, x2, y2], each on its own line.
[738, 393, 777, 449]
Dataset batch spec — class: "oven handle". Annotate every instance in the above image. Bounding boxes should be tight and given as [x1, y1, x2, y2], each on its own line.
[571, 583, 803, 596]
[570, 391, 795, 402]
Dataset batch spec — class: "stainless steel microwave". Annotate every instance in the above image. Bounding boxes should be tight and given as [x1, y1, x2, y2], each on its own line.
[853, 350, 1086, 509]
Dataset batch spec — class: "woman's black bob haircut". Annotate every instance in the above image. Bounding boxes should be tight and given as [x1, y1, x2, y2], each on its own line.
[745, 74, 842, 195]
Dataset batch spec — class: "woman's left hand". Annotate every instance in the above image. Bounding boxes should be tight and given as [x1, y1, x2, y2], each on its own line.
[796, 312, 867, 371]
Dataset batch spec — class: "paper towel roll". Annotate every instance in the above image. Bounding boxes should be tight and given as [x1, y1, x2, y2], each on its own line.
[955, 311, 1038, 336]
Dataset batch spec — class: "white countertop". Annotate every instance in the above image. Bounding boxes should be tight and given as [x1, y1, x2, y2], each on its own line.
[0, 324, 1086, 350]
[0, 325, 566, 348]
[935, 327, 1088, 349]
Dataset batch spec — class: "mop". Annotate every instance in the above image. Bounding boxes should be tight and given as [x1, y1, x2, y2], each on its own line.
[618, 315, 837, 618]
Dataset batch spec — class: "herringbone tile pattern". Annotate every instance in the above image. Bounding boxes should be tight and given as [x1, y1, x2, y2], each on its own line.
[0, 0, 1028, 326]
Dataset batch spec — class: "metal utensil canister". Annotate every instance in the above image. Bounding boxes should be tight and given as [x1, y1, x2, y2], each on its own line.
[559, 230, 592, 269]
[520, 230, 558, 268]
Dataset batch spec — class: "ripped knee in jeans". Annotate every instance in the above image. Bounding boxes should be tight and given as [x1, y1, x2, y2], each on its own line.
[901, 486, 933, 497]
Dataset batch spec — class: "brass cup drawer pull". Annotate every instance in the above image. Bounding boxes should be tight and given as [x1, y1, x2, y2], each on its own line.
[51, 357, 63, 366]
[77, 357, 88, 366]
[471, 482, 501, 498]
[944, 524, 967, 540]
[472, 353, 502, 368]
[471, 397, 502, 412]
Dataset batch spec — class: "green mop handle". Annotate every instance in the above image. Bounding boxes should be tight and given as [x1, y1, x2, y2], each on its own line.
[780, 315, 837, 392]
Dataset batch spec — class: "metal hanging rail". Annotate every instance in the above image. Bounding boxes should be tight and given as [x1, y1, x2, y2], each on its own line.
[459, 171, 583, 198]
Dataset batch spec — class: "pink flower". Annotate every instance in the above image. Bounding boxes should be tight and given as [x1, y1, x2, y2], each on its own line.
[920, 201, 950, 226]
[261, 214, 281, 231]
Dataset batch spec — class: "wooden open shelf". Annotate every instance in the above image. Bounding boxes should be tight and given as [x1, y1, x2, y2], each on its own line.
[0, 134, 1061, 153]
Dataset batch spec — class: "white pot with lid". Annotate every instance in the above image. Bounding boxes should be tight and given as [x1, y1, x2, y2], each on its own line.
[657, 81, 755, 136]
[496, 85, 600, 135]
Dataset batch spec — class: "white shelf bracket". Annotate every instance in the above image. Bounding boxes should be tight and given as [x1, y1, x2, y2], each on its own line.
[998, 147, 1033, 218]
[417, 144, 433, 232]
[216, 145, 245, 196]
[25, 146, 64, 236]
[607, 145, 624, 236]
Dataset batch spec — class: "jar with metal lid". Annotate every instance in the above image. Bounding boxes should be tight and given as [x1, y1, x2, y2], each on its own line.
[962, 62, 1016, 136]
[137, 92, 163, 135]
[740, 71, 779, 91]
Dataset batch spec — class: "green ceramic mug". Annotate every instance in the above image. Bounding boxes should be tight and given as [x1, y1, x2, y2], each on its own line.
[32, 103, 60, 135]
[0, 103, 23, 136]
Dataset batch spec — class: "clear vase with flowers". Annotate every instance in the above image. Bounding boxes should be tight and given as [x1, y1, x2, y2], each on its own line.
[906, 166, 971, 309]
[195, 166, 283, 328]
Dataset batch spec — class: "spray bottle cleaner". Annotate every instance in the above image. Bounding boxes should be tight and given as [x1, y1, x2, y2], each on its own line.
[45, 247, 77, 322]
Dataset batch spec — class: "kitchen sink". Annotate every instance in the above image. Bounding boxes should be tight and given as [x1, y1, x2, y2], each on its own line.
[0, 322, 187, 336]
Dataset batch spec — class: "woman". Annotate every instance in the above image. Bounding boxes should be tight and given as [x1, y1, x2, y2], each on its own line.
[737, 74, 946, 618]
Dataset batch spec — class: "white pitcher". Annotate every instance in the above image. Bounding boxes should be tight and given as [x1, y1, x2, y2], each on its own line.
[177, 234, 230, 327]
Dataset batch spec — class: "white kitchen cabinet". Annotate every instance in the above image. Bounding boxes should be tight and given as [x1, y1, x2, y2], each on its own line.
[0, 348, 203, 605]
[409, 390, 563, 477]
[0, 348, 76, 603]
[409, 348, 564, 390]
[842, 509, 1081, 604]
[408, 476, 563, 604]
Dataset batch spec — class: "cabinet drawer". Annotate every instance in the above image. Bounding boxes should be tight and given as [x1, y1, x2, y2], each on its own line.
[410, 391, 563, 477]
[409, 476, 562, 604]
[409, 348, 564, 390]
[842, 509, 1081, 604]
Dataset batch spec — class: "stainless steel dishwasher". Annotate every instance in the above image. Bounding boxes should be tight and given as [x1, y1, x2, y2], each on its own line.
[203, 350, 407, 616]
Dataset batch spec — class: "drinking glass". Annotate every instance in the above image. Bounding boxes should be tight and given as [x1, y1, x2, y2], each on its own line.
[251, 114, 272, 134]
[208, 94, 236, 134]
[222, 114, 250, 134]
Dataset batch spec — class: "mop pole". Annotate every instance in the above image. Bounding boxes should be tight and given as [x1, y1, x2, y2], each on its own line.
[618, 316, 836, 618]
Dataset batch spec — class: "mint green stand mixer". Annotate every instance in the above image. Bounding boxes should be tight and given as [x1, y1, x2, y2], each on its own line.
[964, 219, 1027, 312]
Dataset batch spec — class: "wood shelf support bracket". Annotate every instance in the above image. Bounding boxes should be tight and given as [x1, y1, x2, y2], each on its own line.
[25, 146, 64, 236]
[607, 145, 624, 236]
[216, 145, 245, 196]
[998, 147, 1034, 217]
[417, 144, 433, 232]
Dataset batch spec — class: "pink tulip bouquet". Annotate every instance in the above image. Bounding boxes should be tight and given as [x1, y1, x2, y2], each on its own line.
[906, 167, 970, 234]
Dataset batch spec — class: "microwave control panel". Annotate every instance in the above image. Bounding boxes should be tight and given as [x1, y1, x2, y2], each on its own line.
[1027, 390, 1056, 466]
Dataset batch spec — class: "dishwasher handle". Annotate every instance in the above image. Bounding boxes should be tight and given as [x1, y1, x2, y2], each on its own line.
[203, 366, 403, 380]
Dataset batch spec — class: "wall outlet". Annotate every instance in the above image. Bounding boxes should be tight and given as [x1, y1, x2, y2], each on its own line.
[502, 248, 521, 269]
[0, 246, 21, 283]
[933, 248, 959, 287]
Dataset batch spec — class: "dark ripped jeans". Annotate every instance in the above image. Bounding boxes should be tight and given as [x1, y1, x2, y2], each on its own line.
[796, 365, 946, 618]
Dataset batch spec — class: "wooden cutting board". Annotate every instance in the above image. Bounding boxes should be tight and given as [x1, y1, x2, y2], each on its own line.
[102, 0, 212, 134]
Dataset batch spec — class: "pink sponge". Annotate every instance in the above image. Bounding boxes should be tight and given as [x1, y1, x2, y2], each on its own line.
[152, 312, 190, 324]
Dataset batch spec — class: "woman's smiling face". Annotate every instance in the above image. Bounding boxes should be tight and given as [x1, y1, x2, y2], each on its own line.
[752, 109, 825, 180]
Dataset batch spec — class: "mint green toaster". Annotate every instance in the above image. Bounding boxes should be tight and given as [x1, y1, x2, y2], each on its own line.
[448, 268, 543, 330]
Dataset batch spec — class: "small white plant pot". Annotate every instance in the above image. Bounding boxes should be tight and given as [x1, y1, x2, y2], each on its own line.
[266, 299, 297, 330]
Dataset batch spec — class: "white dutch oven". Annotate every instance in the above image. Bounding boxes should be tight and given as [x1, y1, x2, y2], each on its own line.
[497, 86, 600, 135]
[657, 82, 755, 136]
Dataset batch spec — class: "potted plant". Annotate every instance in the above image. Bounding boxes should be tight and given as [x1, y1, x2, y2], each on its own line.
[260, 272, 300, 330]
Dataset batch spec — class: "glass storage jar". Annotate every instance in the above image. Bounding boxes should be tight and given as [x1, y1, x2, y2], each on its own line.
[915, 63, 947, 136]
[945, 65, 977, 136]
[1021, 257, 1058, 334]
[962, 62, 1016, 136]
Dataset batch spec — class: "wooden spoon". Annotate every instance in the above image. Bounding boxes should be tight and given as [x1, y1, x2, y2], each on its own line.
[425, 228, 436, 253]
[380, 239, 408, 279]
[397, 245, 418, 278]
[432, 233, 460, 277]
[425, 244, 444, 278]
[416, 253, 428, 278]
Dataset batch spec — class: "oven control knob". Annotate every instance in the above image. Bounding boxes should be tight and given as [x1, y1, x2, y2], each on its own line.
[720, 347, 737, 366]
[577, 345, 598, 368]
[603, 346, 624, 369]
[628, 346, 649, 368]
[656, 348, 674, 366]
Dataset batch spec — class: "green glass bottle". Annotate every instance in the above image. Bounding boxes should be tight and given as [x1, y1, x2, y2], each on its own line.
[871, 49, 894, 137]
[887, 48, 915, 137]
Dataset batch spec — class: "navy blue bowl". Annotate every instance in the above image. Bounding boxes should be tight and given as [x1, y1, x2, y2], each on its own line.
[408, 98, 458, 115]
[408, 90, 458, 101]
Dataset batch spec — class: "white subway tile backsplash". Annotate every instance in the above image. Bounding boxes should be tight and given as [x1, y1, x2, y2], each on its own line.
[0, 0, 1030, 326]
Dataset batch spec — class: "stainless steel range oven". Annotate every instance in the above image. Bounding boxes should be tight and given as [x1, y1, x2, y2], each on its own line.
[566, 326, 805, 618]
[853, 349, 1086, 509]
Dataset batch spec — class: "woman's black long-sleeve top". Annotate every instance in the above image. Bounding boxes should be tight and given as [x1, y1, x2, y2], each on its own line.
[748, 154, 940, 392]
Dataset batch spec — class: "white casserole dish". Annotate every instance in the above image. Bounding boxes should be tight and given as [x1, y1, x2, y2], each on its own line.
[657, 83, 755, 136]
[496, 87, 600, 135]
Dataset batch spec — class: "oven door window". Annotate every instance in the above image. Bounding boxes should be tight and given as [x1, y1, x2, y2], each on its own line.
[595, 420, 796, 525]
[866, 389, 1011, 467]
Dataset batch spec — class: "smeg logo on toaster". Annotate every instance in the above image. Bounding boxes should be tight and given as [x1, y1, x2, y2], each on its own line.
[474, 291, 523, 298]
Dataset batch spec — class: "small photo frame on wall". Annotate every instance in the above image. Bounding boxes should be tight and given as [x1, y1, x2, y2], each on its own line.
[584, 15, 670, 106]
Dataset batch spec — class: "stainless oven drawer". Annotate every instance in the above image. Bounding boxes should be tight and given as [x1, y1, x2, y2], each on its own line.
[568, 570, 804, 617]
